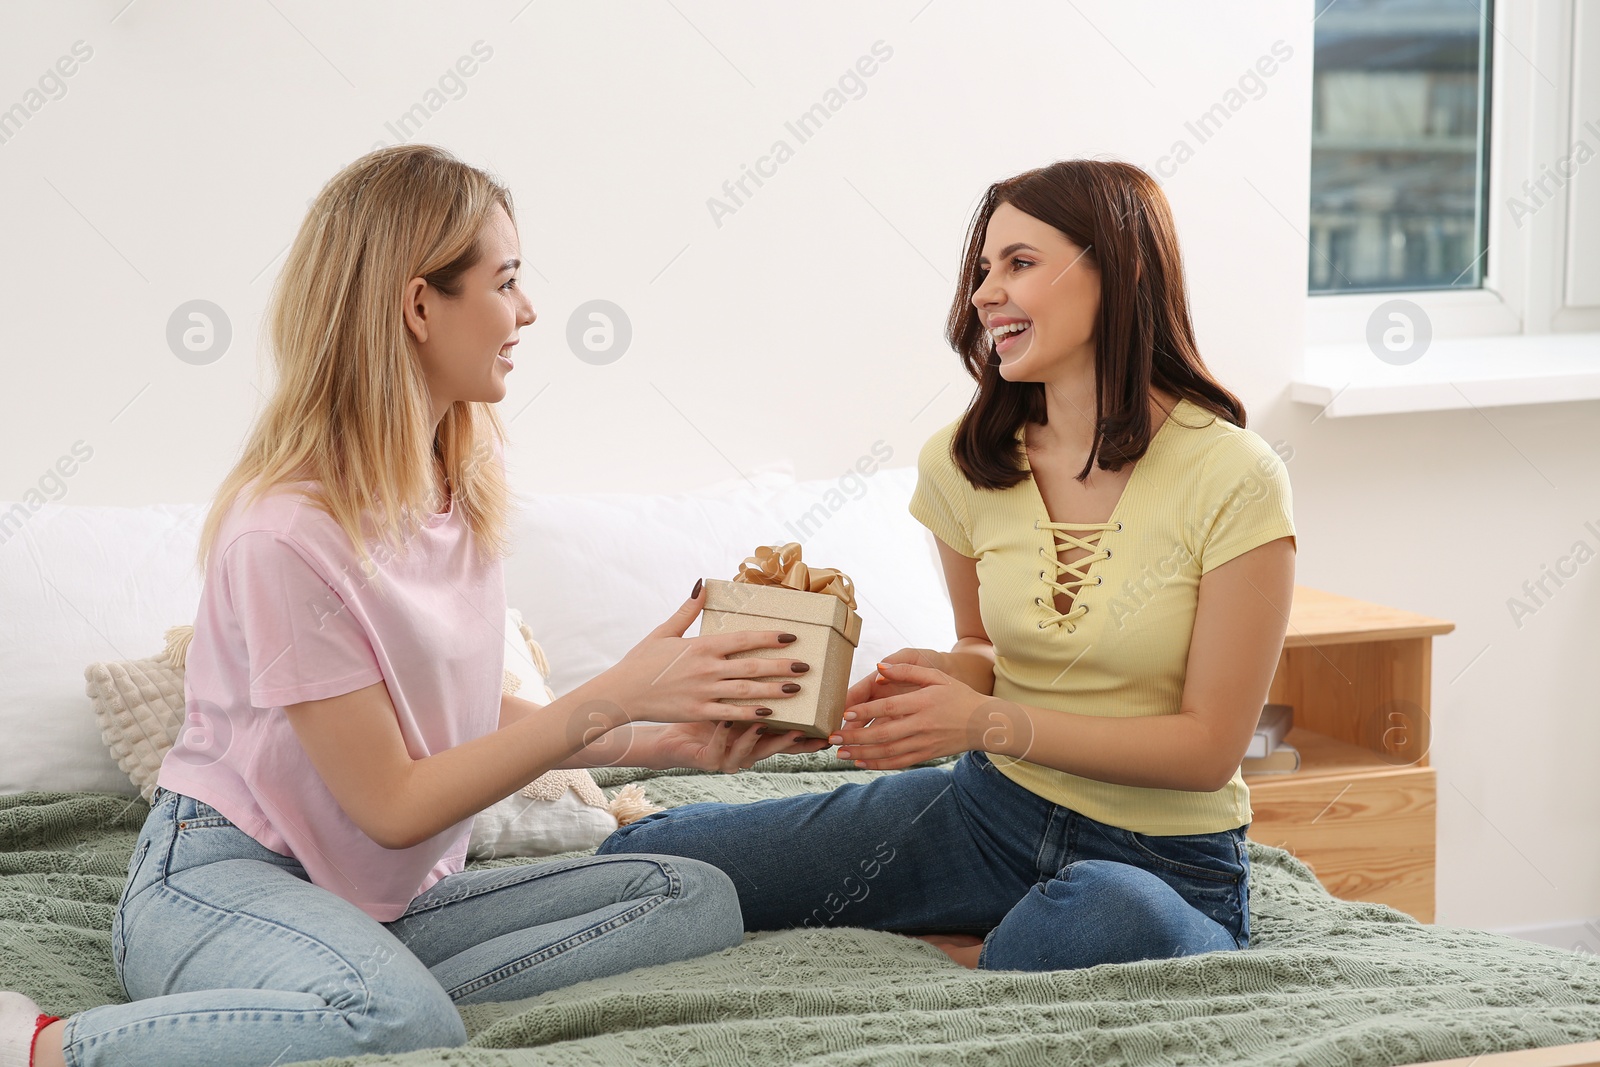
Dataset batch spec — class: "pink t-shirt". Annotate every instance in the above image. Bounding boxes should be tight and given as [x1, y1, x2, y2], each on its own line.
[158, 468, 505, 922]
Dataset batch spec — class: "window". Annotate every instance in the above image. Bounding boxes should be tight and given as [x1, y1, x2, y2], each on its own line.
[1309, 0, 1492, 293]
[1296, 0, 1600, 416]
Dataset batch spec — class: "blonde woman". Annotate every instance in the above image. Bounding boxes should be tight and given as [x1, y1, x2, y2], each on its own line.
[599, 160, 1297, 972]
[0, 144, 828, 1067]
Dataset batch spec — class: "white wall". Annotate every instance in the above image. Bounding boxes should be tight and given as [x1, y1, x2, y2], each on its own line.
[5, 1, 1585, 937]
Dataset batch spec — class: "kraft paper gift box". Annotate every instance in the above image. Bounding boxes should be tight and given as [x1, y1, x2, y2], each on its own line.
[698, 543, 863, 739]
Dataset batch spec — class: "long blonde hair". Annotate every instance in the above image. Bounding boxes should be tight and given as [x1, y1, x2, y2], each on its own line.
[196, 143, 515, 578]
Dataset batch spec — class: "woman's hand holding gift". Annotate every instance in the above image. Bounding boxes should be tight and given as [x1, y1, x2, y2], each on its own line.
[577, 579, 832, 774]
[592, 580, 812, 728]
[830, 657, 989, 771]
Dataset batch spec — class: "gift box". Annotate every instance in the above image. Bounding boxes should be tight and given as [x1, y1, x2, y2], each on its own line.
[698, 543, 863, 739]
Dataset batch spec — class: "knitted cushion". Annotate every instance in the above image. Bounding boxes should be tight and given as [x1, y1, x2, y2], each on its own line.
[82, 639, 186, 805]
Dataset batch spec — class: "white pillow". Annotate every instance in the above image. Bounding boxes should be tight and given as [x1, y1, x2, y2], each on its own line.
[764, 464, 959, 669]
[7, 462, 955, 800]
[501, 473, 797, 697]
[467, 785, 619, 861]
[1, 500, 208, 796]
[499, 465, 957, 698]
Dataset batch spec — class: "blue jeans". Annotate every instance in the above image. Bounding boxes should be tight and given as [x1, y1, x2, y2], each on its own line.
[63, 785, 743, 1067]
[596, 749, 1251, 970]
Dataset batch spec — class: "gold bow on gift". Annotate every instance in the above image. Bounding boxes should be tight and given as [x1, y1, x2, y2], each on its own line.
[733, 543, 857, 611]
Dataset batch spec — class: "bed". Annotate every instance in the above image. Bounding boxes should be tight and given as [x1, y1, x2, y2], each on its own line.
[5, 751, 1600, 1067]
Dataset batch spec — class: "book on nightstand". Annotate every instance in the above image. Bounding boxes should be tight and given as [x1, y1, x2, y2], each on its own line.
[1247, 703, 1293, 759]
[1242, 741, 1300, 775]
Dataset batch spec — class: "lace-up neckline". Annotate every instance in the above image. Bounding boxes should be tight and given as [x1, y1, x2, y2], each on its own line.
[1018, 399, 1186, 633]
[1032, 518, 1120, 631]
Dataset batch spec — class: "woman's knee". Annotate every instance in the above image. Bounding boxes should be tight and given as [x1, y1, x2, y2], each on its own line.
[285, 923, 466, 1053]
[649, 857, 742, 953]
[674, 855, 745, 949]
[600, 852, 744, 952]
[983, 859, 1235, 971]
[351, 967, 467, 1053]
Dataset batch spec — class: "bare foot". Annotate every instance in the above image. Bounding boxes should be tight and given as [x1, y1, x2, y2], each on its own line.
[913, 933, 983, 969]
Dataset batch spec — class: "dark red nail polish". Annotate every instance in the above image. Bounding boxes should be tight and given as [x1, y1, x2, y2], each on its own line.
[692, 578, 703, 598]
[755, 707, 773, 716]
[778, 633, 798, 643]
[782, 683, 801, 693]
[791, 662, 810, 673]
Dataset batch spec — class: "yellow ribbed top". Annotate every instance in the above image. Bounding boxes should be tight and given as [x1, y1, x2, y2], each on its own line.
[908, 399, 1297, 835]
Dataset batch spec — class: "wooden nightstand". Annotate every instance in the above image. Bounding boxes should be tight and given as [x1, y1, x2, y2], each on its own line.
[1244, 585, 1455, 923]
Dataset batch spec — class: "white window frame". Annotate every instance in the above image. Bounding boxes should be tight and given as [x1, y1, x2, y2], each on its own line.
[1295, 0, 1600, 416]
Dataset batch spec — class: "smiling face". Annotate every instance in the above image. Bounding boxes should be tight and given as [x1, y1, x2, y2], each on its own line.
[970, 201, 1100, 383]
[404, 203, 536, 427]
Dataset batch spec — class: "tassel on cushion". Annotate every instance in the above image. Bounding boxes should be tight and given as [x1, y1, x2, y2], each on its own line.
[516, 619, 559, 704]
[606, 782, 665, 826]
[161, 624, 196, 670]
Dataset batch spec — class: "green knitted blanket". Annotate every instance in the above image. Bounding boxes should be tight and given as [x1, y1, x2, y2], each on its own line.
[5, 752, 1600, 1066]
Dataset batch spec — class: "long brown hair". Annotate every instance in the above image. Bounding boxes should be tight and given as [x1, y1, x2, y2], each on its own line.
[947, 159, 1245, 490]
[195, 143, 516, 578]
